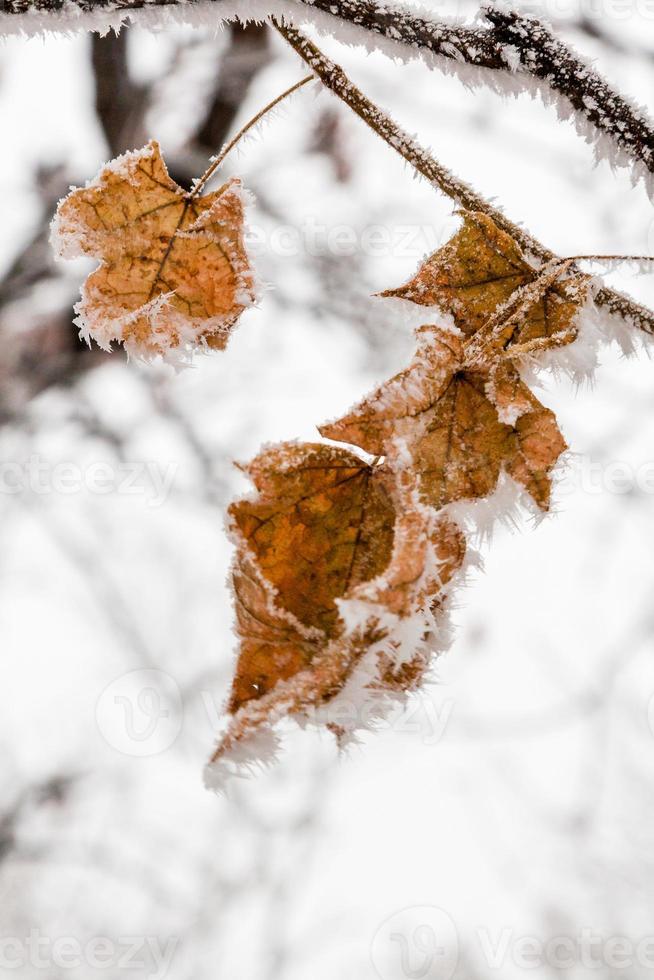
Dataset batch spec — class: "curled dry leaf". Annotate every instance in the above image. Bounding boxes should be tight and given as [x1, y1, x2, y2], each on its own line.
[206, 443, 465, 776]
[321, 325, 566, 511]
[227, 442, 396, 710]
[51, 140, 257, 361]
[382, 211, 590, 352]
[207, 212, 589, 783]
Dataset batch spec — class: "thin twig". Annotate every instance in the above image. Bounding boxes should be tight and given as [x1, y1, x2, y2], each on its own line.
[271, 19, 547, 257]
[4, 1, 654, 191]
[191, 73, 313, 197]
[272, 19, 654, 337]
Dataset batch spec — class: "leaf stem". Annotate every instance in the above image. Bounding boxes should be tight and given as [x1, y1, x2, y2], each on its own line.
[272, 18, 654, 337]
[191, 73, 314, 198]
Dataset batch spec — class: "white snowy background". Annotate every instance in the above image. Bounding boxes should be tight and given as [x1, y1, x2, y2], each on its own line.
[1, 3, 654, 979]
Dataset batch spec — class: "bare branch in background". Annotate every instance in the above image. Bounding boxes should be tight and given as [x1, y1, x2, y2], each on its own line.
[571, 14, 654, 59]
[308, 107, 351, 183]
[91, 31, 148, 155]
[195, 22, 271, 154]
[0, 164, 100, 418]
[0, 776, 79, 865]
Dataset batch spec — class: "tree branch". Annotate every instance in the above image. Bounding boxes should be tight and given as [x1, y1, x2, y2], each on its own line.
[272, 19, 654, 337]
[4, 0, 654, 334]
[91, 31, 148, 156]
[485, 9, 654, 179]
[3, 1, 654, 191]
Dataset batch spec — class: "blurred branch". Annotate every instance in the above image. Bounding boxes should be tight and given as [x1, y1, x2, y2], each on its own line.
[0, 775, 78, 865]
[195, 22, 271, 154]
[91, 31, 147, 155]
[0, 165, 66, 309]
[0, 30, 147, 310]
[0, 161, 102, 417]
[308, 107, 351, 183]
[569, 14, 654, 60]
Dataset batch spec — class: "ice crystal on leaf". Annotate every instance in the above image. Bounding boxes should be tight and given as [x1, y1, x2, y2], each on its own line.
[381, 212, 590, 353]
[207, 443, 465, 778]
[51, 140, 257, 362]
[206, 210, 594, 786]
[321, 326, 567, 512]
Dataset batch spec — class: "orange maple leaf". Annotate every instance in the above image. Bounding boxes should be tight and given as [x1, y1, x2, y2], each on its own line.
[206, 443, 464, 778]
[382, 211, 590, 352]
[206, 212, 598, 782]
[51, 140, 257, 360]
[321, 325, 566, 511]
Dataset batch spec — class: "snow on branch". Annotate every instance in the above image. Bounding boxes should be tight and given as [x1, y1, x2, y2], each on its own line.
[484, 9, 654, 192]
[306, 2, 654, 194]
[3, 0, 654, 197]
[273, 19, 654, 340]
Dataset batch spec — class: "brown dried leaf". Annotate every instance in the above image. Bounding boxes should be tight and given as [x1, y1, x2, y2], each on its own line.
[321, 326, 463, 457]
[51, 140, 256, 360]
[230, 442, 396, 645]
[381, 212, 589, 351]
[207, 446, 465, 773]
[488, 361, 567, 509]
[227, 442, 395, 712]
[321, 326, 566, 511]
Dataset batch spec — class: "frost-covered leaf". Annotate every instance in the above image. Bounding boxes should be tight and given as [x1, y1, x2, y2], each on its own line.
[227, 441, 396, 711]
[321, 325, 566, 511]
[382, 211, 589, 351]
[51, 140, 256, 361]
[206, 214, 588, 784]
[206, 444, 465, 780]
[321, 326, 464, 457]
[373, 512, 462, 697]
[487, 360, 567, 510]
